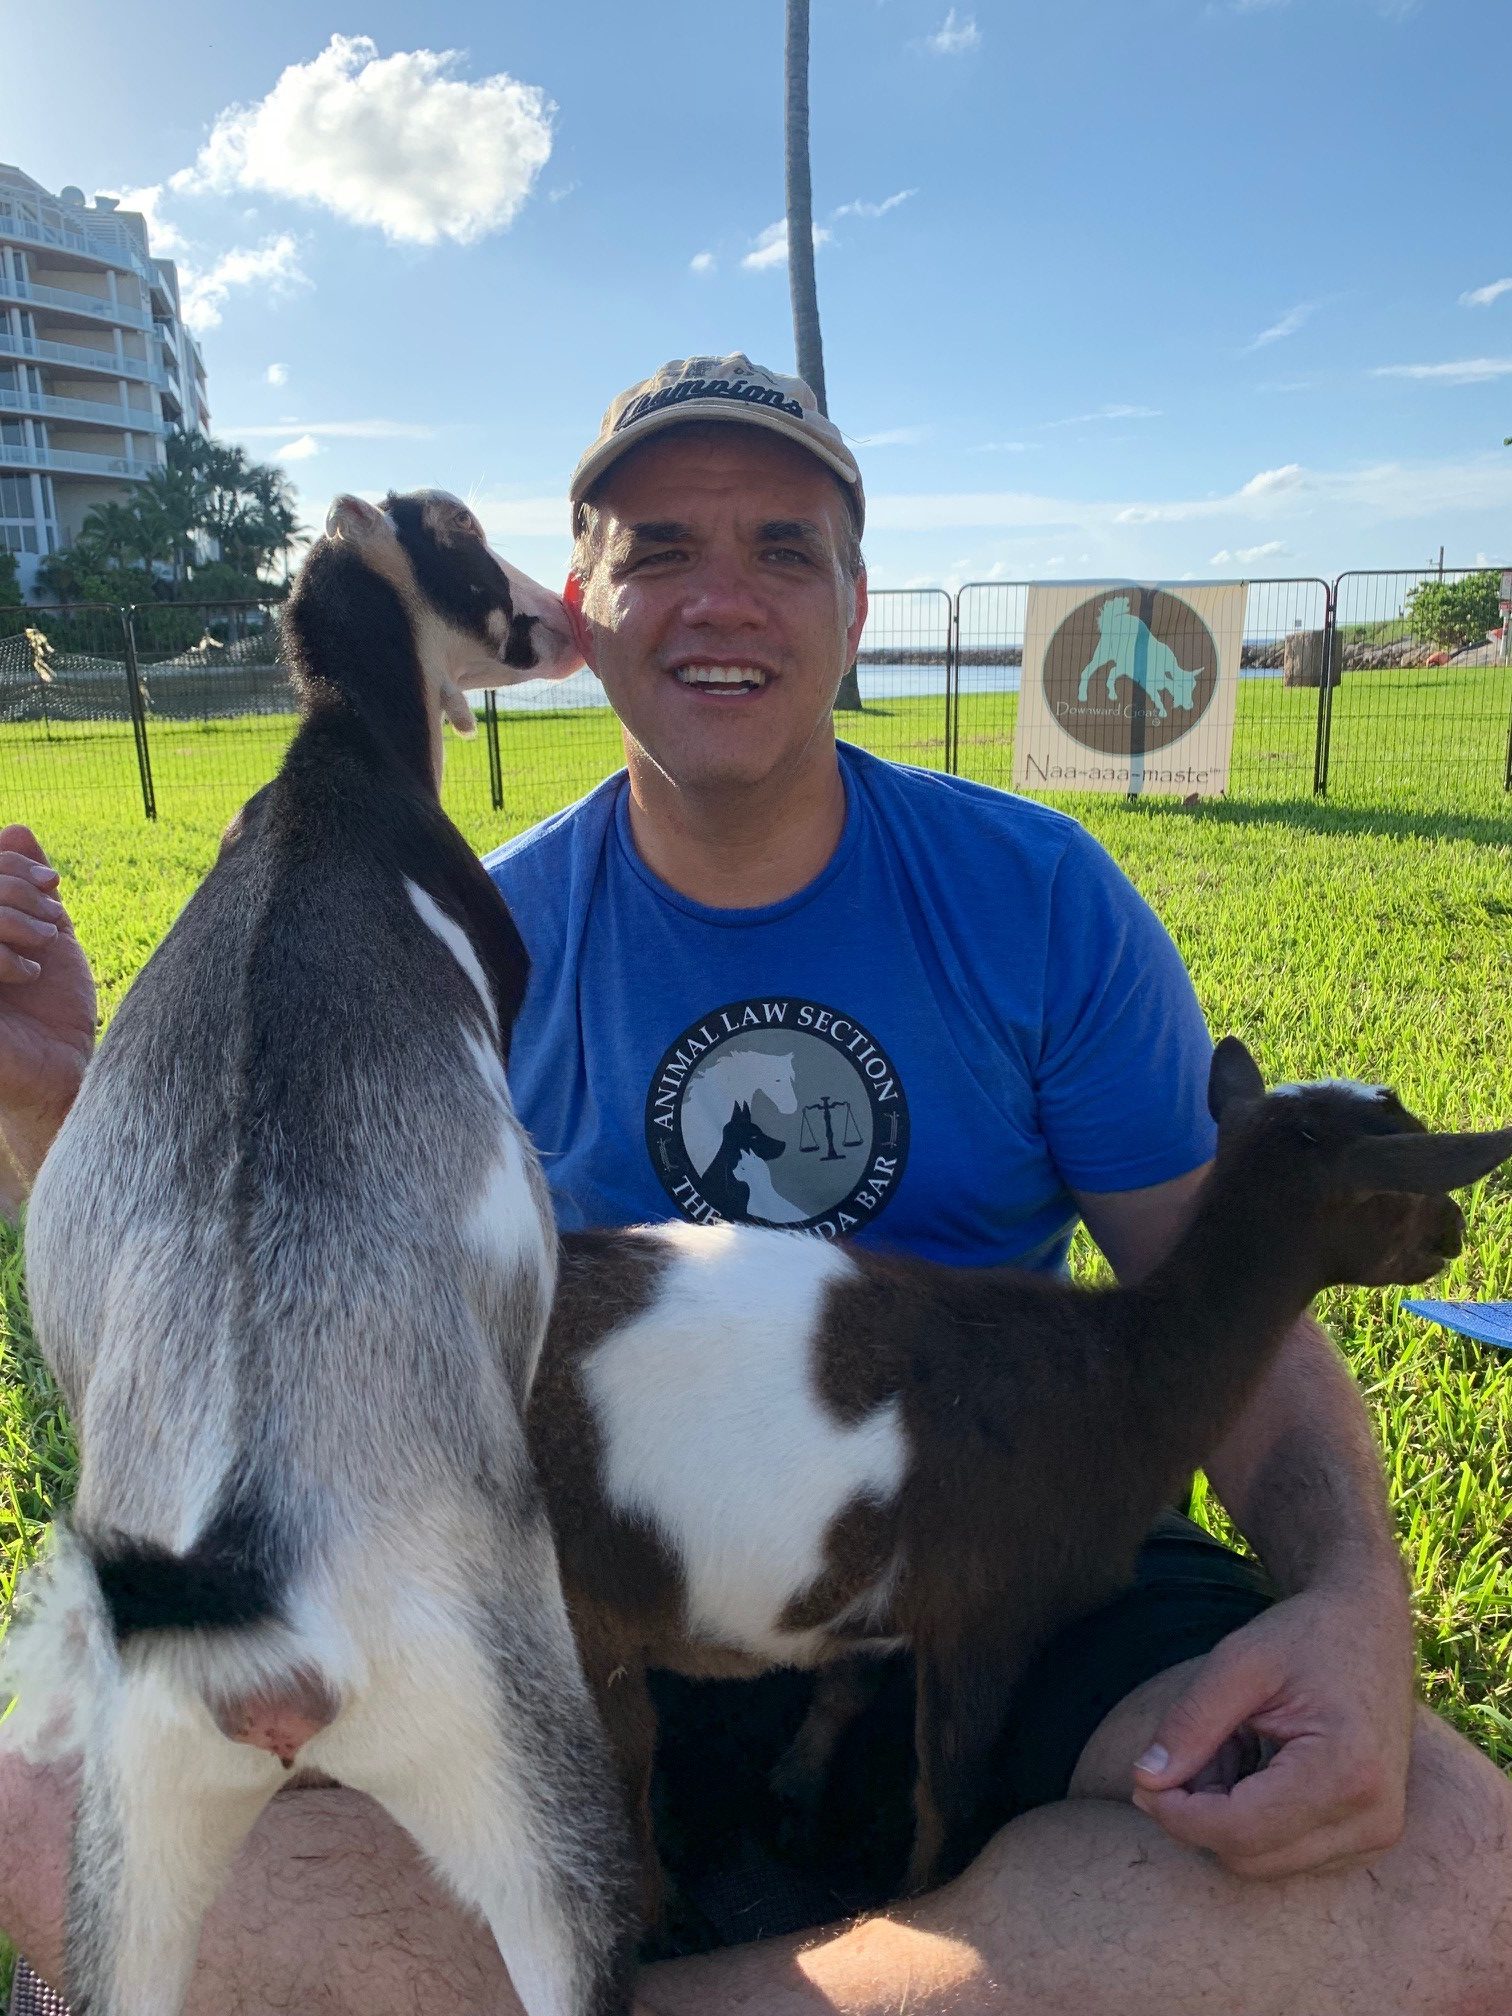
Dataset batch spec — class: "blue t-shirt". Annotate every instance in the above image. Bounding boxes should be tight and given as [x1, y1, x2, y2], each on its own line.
[485, 743, 1216, 1272]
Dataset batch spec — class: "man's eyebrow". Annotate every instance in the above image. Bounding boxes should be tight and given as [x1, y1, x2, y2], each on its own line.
[756, 518, 823, 544]
[624, 520, 693, 546]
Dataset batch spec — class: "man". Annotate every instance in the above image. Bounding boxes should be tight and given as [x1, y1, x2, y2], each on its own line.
[1, 355, 1509, 2016]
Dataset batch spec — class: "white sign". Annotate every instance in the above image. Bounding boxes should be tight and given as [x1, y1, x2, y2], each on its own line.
[1014, 582, 1247, 797]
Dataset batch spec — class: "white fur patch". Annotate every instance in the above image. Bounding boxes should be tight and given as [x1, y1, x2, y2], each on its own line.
[405, 879, 498, 1038]
[1274, 1080, 1389, 1102]
[463, 1120, 543, 1277]
[581, 1225, 907, 1663]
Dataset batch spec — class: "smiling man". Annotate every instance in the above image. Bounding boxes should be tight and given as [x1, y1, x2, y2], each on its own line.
[2, 355, 1511, 2016]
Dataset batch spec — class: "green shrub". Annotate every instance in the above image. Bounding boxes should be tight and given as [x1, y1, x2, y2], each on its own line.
[1404, 571, 1501, 652]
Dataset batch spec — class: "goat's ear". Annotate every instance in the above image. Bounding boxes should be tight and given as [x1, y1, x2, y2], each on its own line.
[325, 494, 384, 542]
[1333, 1126, 1512, 1196]
[1208, 1036, 1266, 1124]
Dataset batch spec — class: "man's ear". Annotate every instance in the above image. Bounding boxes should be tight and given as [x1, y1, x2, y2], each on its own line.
[846, 565, 869, 662]
[562, 571, 598, 673]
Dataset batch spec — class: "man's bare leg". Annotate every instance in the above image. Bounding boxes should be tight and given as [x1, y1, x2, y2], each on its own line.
[5, 1685, 1509, 2016]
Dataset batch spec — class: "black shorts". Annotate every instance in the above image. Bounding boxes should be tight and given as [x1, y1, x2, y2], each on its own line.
[645, 1511, 1275, 1955]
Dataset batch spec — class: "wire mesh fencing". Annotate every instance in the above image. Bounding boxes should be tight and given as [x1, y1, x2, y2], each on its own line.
[841, 589, 953, 771]
[0, 604, 153, 821]
[2, 578, 1509, 854]
[1326, 570, 1512, 801]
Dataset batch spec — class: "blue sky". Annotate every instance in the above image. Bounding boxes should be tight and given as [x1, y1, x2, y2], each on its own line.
[16, 0, 1512, 590]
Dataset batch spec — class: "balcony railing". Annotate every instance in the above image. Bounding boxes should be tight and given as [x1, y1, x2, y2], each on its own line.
[0, 440, 157, 480]
[0, 386, 164, 432]
[0, 206, 158, 292]
[0, 273, 153, 332]
[0, 327, 165, 387]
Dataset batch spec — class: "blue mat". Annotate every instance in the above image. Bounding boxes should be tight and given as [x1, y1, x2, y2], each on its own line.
[1402, 1300, 1512, 1350]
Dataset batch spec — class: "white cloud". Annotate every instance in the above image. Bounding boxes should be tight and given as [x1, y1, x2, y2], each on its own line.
[833, 189, 916, 220]
[690, 250, 716, 274]
[1459, 278, 1512, 308]
[1239, 463, 1305, 497]
[226, 417, 435, 439]
[1373, 357, 1512, 385]
[1046, 403, 1161, 427]
[741, 220, 831, 271]
[171, 33, 554, 246]
[180, 233, 306, 332]
[104, 184, 188, 257]
[853, 426, 929, 447]
[1246, 302, 1314, 349]
[1209, 540, 1286, 565]
[265, 362, 288, 386]
[272, 434, 321, 462]
[927, 9, 981, 54]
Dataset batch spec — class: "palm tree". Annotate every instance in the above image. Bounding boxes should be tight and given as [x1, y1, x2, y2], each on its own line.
[785, 0, 827, 415]
[144, 429, 213, 584]
[74, 500, 143, 576]
[785, 0, 863, 710]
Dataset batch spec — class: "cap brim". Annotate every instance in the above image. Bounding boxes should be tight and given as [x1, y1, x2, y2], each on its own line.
[570, 401, 864, 527]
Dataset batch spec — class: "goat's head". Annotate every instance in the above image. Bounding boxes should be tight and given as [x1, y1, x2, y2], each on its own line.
[1207, 1036, 1512, 1289]
[322, 489, 582, 740]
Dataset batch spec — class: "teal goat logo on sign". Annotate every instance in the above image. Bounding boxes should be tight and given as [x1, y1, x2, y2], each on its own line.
[1076, 594, 1203, 721]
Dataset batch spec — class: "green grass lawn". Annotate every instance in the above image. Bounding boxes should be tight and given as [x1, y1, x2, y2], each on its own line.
[0, 681, 1509, 1992]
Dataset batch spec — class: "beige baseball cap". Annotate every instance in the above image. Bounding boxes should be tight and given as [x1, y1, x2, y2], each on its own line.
[570, 353, 865, 533]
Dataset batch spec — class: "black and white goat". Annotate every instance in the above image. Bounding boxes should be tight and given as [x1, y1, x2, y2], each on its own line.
[2, 492, 637, 2016]
[528, 1041, 1512, 1920]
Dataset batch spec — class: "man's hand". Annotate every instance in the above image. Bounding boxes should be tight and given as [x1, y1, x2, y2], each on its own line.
[0, 824, 96, 1202]
[1130, 1579, 1416, 1880]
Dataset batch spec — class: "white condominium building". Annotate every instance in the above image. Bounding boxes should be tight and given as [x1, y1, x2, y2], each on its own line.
[0, 164, 210, 598]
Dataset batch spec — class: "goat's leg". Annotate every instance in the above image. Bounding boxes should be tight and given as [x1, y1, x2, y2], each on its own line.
[770, 1658, 886, 1837]
[573, 1625, 663, 1938]
[313, 1594, 636, 2016]
[905, 1637, 1028, 1897]
[66, 1684, 282, 2016]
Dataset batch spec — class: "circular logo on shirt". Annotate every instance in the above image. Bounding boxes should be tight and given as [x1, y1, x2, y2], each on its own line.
[644, 996, 910, 1236]
[1043, 588, 1219, 754]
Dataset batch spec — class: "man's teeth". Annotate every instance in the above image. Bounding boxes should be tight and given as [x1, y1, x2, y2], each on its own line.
[674, 665, 768, 687]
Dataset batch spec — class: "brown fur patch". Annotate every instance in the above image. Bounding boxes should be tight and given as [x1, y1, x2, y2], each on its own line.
[776, 1492, 901, 1634]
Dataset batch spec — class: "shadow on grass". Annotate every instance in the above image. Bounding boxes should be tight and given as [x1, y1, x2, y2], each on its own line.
[1128, 794, 1512, 850]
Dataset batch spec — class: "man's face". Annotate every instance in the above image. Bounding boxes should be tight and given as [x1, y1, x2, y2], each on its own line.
[573, 427, 867, 798]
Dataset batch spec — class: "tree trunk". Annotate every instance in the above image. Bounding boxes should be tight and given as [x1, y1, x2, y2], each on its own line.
[834, 662, 864, 711]
[786, 0, 860, 712]
[785, 0, 827, 417]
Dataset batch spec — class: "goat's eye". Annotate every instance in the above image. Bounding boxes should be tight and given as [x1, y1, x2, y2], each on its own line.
[453, 509, 477, 535]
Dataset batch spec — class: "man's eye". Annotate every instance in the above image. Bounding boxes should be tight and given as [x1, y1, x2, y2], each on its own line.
[765, 547, 811, 564]
[635, 549, 685, 567]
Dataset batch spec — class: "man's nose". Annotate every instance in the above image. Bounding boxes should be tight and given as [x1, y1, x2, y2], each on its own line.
[679, 559, 765, 626]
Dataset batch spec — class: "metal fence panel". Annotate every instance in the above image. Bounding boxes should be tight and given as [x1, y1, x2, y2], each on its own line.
[1327, 569, 1512, 798]
[954, 579, 1337, 800]
[844, 588, 953, 772]
[950, 583, 1029, 788]
[0, 603, 151, 822]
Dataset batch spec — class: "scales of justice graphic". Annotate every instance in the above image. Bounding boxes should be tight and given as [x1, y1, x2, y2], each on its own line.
[798, 1094, 863, 1162]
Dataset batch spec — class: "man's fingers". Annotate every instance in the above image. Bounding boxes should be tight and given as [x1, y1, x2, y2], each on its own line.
[1133, 1735, 1382, 1866]
[0, 945, 43, 983]
[0, 828, 56, 876]
[0, 875, 66, 923]
[1132, 1639, 1279, 1790]
[0, 909, 59, 952]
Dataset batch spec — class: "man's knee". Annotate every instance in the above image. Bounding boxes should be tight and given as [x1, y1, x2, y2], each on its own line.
[0, 1748, 76, 1986]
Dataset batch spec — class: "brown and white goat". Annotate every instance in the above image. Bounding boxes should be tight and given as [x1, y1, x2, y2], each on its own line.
[528, 1039, 1512, 1921]
[2, 492, 638, 2016]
